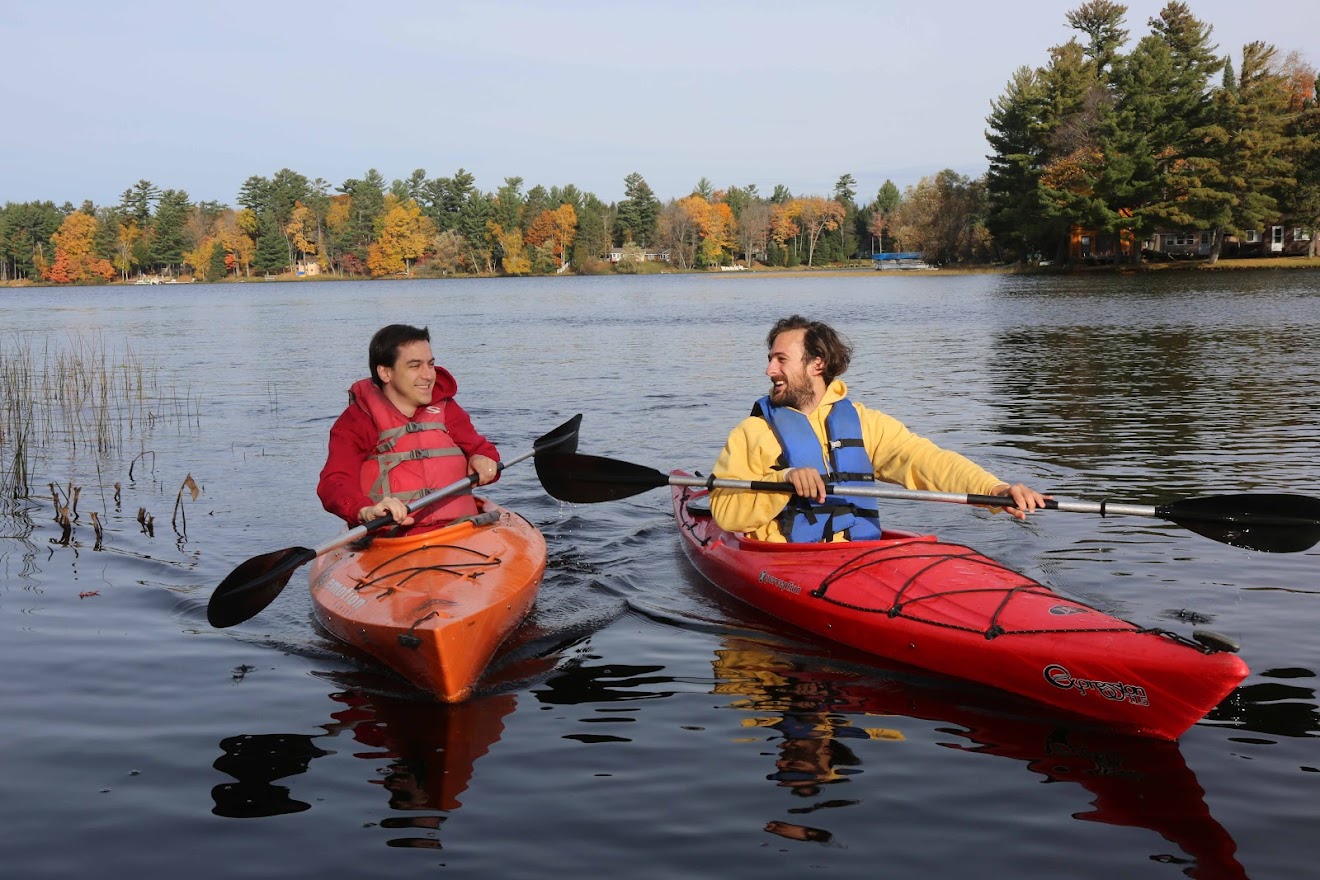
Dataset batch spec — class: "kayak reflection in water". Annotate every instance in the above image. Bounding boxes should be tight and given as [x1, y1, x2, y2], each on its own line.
[317, 323, 501, 535]
[710, 315, 1049, 542]
[714, 640, 1246, 877]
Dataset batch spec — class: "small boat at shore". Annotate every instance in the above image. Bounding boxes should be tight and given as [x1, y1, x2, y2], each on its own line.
[672, 478, 1248, 740]
[308, 498, 546, 701]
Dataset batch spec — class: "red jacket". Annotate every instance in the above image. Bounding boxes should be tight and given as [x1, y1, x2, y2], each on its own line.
[317, 366, 500, 529]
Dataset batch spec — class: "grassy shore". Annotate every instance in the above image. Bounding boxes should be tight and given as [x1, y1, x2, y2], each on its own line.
[3, 254, 1318, 288]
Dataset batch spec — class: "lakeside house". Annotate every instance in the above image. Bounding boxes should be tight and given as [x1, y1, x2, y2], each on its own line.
[1066, 219, 1314, 262]
[1068, 224, 1135, 262]
[1218, 225, 1313, 258]
[605, 246, 671, 264]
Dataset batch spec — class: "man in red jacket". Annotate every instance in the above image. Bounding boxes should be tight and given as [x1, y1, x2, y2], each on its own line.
[317, 324, 500, 533]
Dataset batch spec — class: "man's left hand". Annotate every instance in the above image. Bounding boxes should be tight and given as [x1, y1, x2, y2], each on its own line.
[991, 482, 1050, 521]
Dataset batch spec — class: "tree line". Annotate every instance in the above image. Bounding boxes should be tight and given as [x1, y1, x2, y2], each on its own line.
[1, 2, 1314, 284]
[0, 167, 906, 283]
[986, 0, 1319, 263]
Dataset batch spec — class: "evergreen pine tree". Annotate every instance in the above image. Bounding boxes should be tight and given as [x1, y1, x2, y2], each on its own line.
[150, 189, 192, 274]
[208, 241, 229, 281]
[253, 212, 288, 275]
[616, 173, 660, 247]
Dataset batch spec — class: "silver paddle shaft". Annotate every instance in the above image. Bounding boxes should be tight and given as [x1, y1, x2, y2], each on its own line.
[669, 475, 1159, 519]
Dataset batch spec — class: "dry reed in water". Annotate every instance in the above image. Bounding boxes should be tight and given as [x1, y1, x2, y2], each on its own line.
[0, 334, 199, 504]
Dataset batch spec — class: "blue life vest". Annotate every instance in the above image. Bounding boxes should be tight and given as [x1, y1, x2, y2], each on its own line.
[754, 395, 882, 542]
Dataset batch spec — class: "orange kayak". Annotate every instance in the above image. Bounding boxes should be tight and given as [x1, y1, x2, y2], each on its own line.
[307, 498, 546, 702]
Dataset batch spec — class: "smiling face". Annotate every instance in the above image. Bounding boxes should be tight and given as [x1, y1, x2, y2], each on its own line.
[377, 340, 436, 416]
[766, 329, 826, 412]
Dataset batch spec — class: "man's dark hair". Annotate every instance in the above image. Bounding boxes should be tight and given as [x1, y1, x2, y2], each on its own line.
[767, 315, 853, 384]
[369, 324, 430, 387]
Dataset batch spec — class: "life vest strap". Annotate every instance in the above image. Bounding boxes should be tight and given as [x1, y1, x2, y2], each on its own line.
[375, 421, 450, 453]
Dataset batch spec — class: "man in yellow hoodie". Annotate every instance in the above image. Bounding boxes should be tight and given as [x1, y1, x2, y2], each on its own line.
[710, 315, 1047, 542]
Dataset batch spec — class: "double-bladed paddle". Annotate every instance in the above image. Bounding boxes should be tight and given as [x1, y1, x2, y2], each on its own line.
[533, 451, 1320, 554]
[205, 414, 582, 628]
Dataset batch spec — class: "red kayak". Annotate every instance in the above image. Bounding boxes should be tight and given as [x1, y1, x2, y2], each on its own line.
[673, 477, 1249, 740]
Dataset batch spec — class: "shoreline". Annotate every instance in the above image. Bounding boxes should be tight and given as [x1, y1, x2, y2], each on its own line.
[3, 256, 1318, 288]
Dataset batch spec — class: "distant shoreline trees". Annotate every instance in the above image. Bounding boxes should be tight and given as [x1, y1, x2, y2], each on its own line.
[1, 2, 1313, 284]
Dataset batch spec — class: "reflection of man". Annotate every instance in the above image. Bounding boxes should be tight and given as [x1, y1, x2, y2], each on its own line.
[380, 760, 431, 811]
[719, 646, 903, 799]
[711, 315, 1048, 542]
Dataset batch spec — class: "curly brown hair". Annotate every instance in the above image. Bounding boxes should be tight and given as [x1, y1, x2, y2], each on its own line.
[766, 315, 853, 384]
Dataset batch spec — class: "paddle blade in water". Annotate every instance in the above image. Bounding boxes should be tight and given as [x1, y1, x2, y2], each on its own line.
[535, 452, 669, 503]
[206, 546, 316, 628]
[1160, 493, 1320, 554]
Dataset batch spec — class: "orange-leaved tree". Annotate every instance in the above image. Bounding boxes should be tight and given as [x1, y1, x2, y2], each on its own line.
[44, 211, 115, 284]
[768, 203, 802, 264]
[696, 199, 736, 267]
[524, 204, 578, 269]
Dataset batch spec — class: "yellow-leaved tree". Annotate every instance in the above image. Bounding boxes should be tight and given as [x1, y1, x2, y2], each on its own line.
[491, 222, 530, 276]
[286, 202, 318, 264]
[218, 210, 258, 277]
[787, 197, 845, 267]
[368, 195, 435, 277]
[183, 236, 217, 281]
[696, 200, 736, 267]
[114, 219, 143, 280]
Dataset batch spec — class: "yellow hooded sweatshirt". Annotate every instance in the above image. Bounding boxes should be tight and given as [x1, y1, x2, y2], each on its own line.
[709, 380, 1004, 542]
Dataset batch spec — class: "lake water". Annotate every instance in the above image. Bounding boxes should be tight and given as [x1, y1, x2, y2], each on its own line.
[2, 270, 1318, 879]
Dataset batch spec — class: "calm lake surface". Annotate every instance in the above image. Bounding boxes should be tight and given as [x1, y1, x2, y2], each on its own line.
[2, 270, 1318, 879]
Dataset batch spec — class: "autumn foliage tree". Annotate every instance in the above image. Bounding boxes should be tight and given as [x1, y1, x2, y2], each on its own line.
[112, 218, 143, 280]
[769, 203, 802, 265]
[490, 222, 530, 275]
[286, 202, 319, 266]
[659, 195, 737, 269]
[524, 204, 578, 269]
[891, 170, 992, 264]
[786, 197, 846, 267]
[367, 195, 435, 276]
[43, 211, 115, 283]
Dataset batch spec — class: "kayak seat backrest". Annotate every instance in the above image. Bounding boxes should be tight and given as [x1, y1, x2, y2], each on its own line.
[686, 497, 713, 518]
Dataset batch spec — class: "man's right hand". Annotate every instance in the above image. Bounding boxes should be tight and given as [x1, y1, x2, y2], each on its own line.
[784, 467, 828, 503]
[358, 497, 414, 526]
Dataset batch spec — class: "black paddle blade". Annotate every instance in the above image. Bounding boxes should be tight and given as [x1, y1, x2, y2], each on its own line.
[535, 414, 582, 457]
[1160, 493, 1320, 553]
[206, 546, 317, 628]
[535, 452, 670, 503]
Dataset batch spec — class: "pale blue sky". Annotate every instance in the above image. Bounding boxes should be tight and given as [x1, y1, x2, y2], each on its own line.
[2, 0, 1314, 208]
